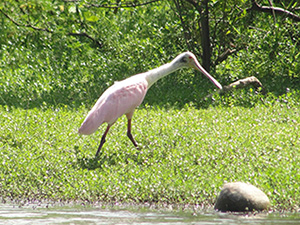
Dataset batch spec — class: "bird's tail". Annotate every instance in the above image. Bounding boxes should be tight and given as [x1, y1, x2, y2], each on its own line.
[78, 112, 103, 135]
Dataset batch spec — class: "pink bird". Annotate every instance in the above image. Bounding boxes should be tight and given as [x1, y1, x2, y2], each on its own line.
[79, 52, 222, 157]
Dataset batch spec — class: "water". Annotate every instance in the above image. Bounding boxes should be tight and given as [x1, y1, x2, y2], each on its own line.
[0, 203, 299, 224]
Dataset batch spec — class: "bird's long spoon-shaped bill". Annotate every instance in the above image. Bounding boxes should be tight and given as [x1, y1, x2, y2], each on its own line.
[194, 61, 223, 90]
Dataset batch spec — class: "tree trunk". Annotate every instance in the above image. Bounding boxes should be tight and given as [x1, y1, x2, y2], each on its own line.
[200, 0, 211, 72]
[184, 0, 211, 71]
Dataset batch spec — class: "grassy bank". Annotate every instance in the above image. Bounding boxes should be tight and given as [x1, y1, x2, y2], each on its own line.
[0, 94, 299, 211]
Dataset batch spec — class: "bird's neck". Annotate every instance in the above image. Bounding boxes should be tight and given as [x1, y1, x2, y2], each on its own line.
[144, 61, 182, 87]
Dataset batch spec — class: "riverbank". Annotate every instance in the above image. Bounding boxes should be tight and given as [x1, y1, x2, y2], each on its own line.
[0, 201, 299, 224]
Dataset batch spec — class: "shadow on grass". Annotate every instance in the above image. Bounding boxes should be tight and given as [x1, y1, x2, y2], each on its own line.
[76, 153, 113, 170]
[76, 156, 103, 170]
[76, 151, 129, 170]
[75, 147, 145, 170]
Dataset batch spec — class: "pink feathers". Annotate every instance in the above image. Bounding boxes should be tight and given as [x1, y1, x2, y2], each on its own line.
[79, 75, 148, 135]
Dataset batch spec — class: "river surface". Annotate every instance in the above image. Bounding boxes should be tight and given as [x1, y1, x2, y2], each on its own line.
[0, 203, 299, 224]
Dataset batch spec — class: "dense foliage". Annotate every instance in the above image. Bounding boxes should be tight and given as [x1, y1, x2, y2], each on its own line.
[0, 0, 299, 108]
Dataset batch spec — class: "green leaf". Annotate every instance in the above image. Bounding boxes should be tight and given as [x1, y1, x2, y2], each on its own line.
[86, 16, 99, 22]
[69, 5, 76, 13]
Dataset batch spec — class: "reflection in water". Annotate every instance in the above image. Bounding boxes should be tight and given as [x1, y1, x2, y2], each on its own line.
[0, 203, 299, 225]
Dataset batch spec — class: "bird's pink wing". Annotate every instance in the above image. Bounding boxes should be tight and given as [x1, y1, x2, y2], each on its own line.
[78, 94, 108, 135]
[112, 77, 148, 118]
[78, 76, 148, 135]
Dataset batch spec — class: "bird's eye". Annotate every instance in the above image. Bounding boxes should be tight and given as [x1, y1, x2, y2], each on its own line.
[180, 57, 187, 63]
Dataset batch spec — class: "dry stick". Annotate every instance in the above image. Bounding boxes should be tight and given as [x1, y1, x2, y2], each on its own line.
[205, 76, 265, 99]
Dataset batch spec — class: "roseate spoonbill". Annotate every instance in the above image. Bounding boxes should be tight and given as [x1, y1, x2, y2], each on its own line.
[79, 52, 222, 157]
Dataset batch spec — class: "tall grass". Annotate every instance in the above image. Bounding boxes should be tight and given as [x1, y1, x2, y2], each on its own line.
[0, 94, 299, 211]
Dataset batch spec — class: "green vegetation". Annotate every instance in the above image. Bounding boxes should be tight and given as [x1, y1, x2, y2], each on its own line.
[0, 0, 299, 211]
[0, 96, 299, 211]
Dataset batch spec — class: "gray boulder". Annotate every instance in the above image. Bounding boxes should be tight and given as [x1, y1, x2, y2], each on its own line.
[214, 182, 270, 212]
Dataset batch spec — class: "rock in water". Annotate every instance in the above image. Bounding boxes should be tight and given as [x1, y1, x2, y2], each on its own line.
[214, 182, 270, 212]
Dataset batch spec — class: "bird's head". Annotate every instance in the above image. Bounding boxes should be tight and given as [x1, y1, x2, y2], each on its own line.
[173, 52, 198, 68]
[173, 52, 222, 90]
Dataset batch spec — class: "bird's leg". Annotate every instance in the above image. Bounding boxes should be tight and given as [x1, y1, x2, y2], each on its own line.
[95, 125, 110, 157]
[127, 119, 139, 149]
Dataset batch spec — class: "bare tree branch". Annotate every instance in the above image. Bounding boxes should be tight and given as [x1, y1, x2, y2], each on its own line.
[68, 32, 103, 48]
[221, 76, 265, 94]
[0, 9, 103, 48]
[214, 42, 249, 66]
[84, 0, 161, 9]
[0, 9, 52, 32]
[215, 48, 237, 65]
[249, 0, 300, 22]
